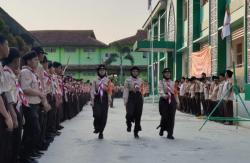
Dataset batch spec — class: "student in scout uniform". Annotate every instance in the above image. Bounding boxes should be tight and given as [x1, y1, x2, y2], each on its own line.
[0, 34, 14, 163]
[179, 77, 186, 112]
[222, 70, 234, 125]
[123, 66, 144, 139]
[185, 78, 191, 113]
[217, 73, 225, 117]
[44, 61, 58, 139]
[32, 48, 51, 152]
[19, 51, 46, 163]
[189, 77, 196, 115]
[194, 77, 201, 116]
[209, 76, 220, 117]
[203, 77, 210, 116]
[52, 62, 64, 131]
[90, 64, 111, 139]
[158, 68, 176, 139]
[2, 47, 27, 163]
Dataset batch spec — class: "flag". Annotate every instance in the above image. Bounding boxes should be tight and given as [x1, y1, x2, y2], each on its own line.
[221, 3, 231, 40]
[148, 0, 152, 10]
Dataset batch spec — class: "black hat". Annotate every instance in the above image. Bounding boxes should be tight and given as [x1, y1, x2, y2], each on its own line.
[53, 61, 62, 68]
[2, 47, 21, 66]
[226, 70, 233, 78]
[97, 64, 106, 71]
[22, 51, 38, 64]
[31, 46, 47, 55]
[162, 68, 171, 74]
[190, 76, 196, 81]
[201, 72, 206, 77]
[130, 66, 140, 71]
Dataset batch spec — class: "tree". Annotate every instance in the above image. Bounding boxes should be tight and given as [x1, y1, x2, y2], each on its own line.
[104, 43, 135, 85]
[0, 17, 29, 54]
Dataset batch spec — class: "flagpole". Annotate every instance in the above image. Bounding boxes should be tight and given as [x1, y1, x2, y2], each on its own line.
[148, 0, 155, 104]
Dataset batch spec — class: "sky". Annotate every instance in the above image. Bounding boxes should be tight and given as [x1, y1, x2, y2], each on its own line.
[0, 0, 152, 44]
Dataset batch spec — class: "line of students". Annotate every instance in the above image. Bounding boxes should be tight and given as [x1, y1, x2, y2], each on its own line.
[178, 71, 234, 125]
[0, 35, 90, 163]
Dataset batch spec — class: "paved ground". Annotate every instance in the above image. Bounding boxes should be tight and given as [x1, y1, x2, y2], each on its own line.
[39, 99, 250, 163]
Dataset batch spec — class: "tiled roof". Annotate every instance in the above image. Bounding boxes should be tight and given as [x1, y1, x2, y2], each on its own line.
[30, 30, 107, 47]
[109, 30, 147, 46]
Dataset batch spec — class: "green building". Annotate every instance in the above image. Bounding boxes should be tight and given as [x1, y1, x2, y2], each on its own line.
[31, 30, 148, 82]
[134, 0, 248, 97]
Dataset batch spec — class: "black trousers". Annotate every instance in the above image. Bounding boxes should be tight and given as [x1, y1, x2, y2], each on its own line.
[222, 100, 234, 123]
[92, 92, 109, 133]
[0, 114, 13, 163]
[21, 104, 41, 158]
[159, 96, 176, 136]
[9, 106, 23, 163]
[126, 91, 143, 132]
[47, 94, 57, 133]
[38, 106, 48, 147]
[194, 93, 201, 115]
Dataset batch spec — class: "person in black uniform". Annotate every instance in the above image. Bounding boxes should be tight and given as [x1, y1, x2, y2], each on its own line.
[158, 68, 176, 140]
[90, 65, 111, 139]
[123, 66, 144, 138]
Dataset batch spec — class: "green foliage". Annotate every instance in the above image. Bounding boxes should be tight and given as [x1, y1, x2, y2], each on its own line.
[0, 17, 29, 54]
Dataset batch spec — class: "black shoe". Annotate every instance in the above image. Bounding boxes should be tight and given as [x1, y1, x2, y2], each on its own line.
[134, 132, 139, 139]
[98, 133, 104, 139]
[127, 126, 131, 132]
[35, 150, 44, 155]
[19, 157, 38, 163]
[56, 131, 61, 136]
[167, 135, 175, 140]
[30, 152, 42, 159]
[93, 129, 99, 134]
[159, 129, 164, 136]
[57, 125, 64, 130]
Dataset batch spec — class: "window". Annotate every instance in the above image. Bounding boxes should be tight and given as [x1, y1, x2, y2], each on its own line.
[84, 48, 96, 52]
[64, 47, 76, 53]
[44, 47, 56, 53]
[143, 52, 148, 58]
[183, 0, 188, 21]
[236, 43, 243, 66]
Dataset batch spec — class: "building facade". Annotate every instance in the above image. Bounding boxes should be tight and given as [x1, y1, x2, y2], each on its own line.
[134, 0, 248, 99]
[31, 30, 148, 82]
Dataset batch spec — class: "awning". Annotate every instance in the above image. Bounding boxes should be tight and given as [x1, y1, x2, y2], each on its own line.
[133, 40, 175, 52]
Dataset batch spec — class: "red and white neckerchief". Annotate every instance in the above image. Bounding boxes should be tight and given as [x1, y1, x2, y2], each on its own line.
[3, 67, 29, 111]
[96, 77, 106, 101]
[163, 79, 172, 104]
[55, 75, 63, 96]
[43, 71, 52, 85]
[16, 83, 29, 110]
[132, 77, 140, 91]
